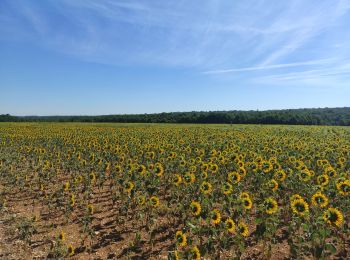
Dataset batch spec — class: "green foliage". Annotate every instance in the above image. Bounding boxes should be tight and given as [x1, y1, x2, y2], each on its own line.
[15, 216, 37, 243]
[1, 107, 350, 125]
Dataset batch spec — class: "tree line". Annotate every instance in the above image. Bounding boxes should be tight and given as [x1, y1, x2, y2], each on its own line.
[1, 107, 350, 125]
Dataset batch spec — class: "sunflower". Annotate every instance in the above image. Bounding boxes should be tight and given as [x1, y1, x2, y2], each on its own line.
[238, 221, 249, 237]
[225, 218, 236, 234]
[58, 231, 65, 241]
[200, 181, 212, 195]
[311, 192, 328, 208]
[175, 231, 187, 247]
[262, 161, 273, 173]
[299, 170, 311, 182]
[115, 165, 122, 174]
[201, 163, 209, 171]
[201, 171, 208, 179]
[124, 181, 134, 193]
[137, 164, 146, 175]
[180, 160, 186, 166]
[269, 179, 279, 191]
[89, 172, 96, 183]
[149, 196, 160, 208]
[274, 170, 286, 182]
[210, 163, 219, 173]
[173, 174, 182, 186]
[290, 194, 302, 202]
[211, 209, 221, 225]
[190, 246, 201, 260]
[269, 157, 277, 165]
[174, 250, 179, 260]
[291, 198, 309, 216]
[237, 160, 244, 168]
[317, 174, 329, 186]
[70, 194, 75, 207]
[238, 167, 246, 177]
[249, 162, 258, 172]
[242, 197, 252, 210]
[184, 173, 195, 185]
[155, 163, 164, 177]
[295, 160, 304, 170]
[264, 197, 278, 214]
[323, 207, 343, 227]
[336, 180, 350, 195]
[136, 195, 146, 206]
[77, 175, 83, 183]
[240, 192, 250, 200]
[228, 171, 241, 184]
[189, 165, 197, 173]
[325, 167, 337, 178]
[67, 244, 74, 256]
[87, 204, 94, 215]
[63, 181, 70, 192]
[190, 201, 201, 216]
[338, 157, 346, 164]
[222, 182, 233, 195]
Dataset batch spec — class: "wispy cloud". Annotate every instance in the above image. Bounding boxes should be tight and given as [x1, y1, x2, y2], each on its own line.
[202, 59, 332, 74]
[259, 0, 350, 66]
[1, 0, 350, 75]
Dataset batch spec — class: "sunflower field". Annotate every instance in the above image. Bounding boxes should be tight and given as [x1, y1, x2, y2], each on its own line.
[0, 123, 349, 259]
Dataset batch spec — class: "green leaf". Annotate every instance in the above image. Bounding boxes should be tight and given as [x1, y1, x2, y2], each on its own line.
[326, 243, 337, 254]
[187, 222, 196, 229]
[255, 218, 264, 224]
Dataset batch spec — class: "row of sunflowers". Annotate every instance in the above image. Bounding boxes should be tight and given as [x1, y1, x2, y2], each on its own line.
[0, 123, 349, 258]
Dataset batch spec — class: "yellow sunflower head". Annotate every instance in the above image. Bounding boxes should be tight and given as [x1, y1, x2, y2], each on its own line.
[336, 180, 350, 196]
[274, 170, 287, 182]
[136, 195, 146, 206]
[58, 231, 65, 241]
[89, 172, 96, 183]
[228, 171, 241, 184]
[269, 179, 279, 192]
[67, 244, 74, 256]
[238, 221, 249, 237]
[239, 192, 250, 200]
[149, 196, 160, 208]
[241, 197, 253, 210]
[290, 194, 302, 202]
[225, 218, 236, 234]
[211, 209, 221, 225]
[190, 246, 201, 260]
[175, 231, 187, 247]
[184, 173, 195, 185]
[200, 181, 212, 195]
[238, 167, 246, 177]
[222, 182, 233, 195]
[87, 204, 94, 215]
[311, 192, 328, 208]
[124, 181, 134, 193]
[190, 201, 201, 216]
[291, 198, 309, 217]
[323, 207, 343, 227]
[299, 170, 311, 182]
[173, 174, 182, 186]
[317, 174, 329, 186]
[263, 197, 278, 214]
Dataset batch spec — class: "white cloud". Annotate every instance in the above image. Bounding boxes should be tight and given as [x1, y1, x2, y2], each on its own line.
[1, 0, 350, 74]
[202, 59, 332, 74]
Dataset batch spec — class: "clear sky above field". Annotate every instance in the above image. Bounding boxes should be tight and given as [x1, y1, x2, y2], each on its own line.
[1, 0, 350, 115]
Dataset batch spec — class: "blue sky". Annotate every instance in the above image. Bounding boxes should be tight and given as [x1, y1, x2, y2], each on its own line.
[1, 0, 350, 115]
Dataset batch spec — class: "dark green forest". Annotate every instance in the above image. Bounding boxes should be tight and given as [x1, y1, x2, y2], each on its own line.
[1, 107, 350, 125]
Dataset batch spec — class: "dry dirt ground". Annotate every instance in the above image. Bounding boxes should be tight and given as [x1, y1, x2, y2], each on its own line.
[0, 181, 348, 259]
